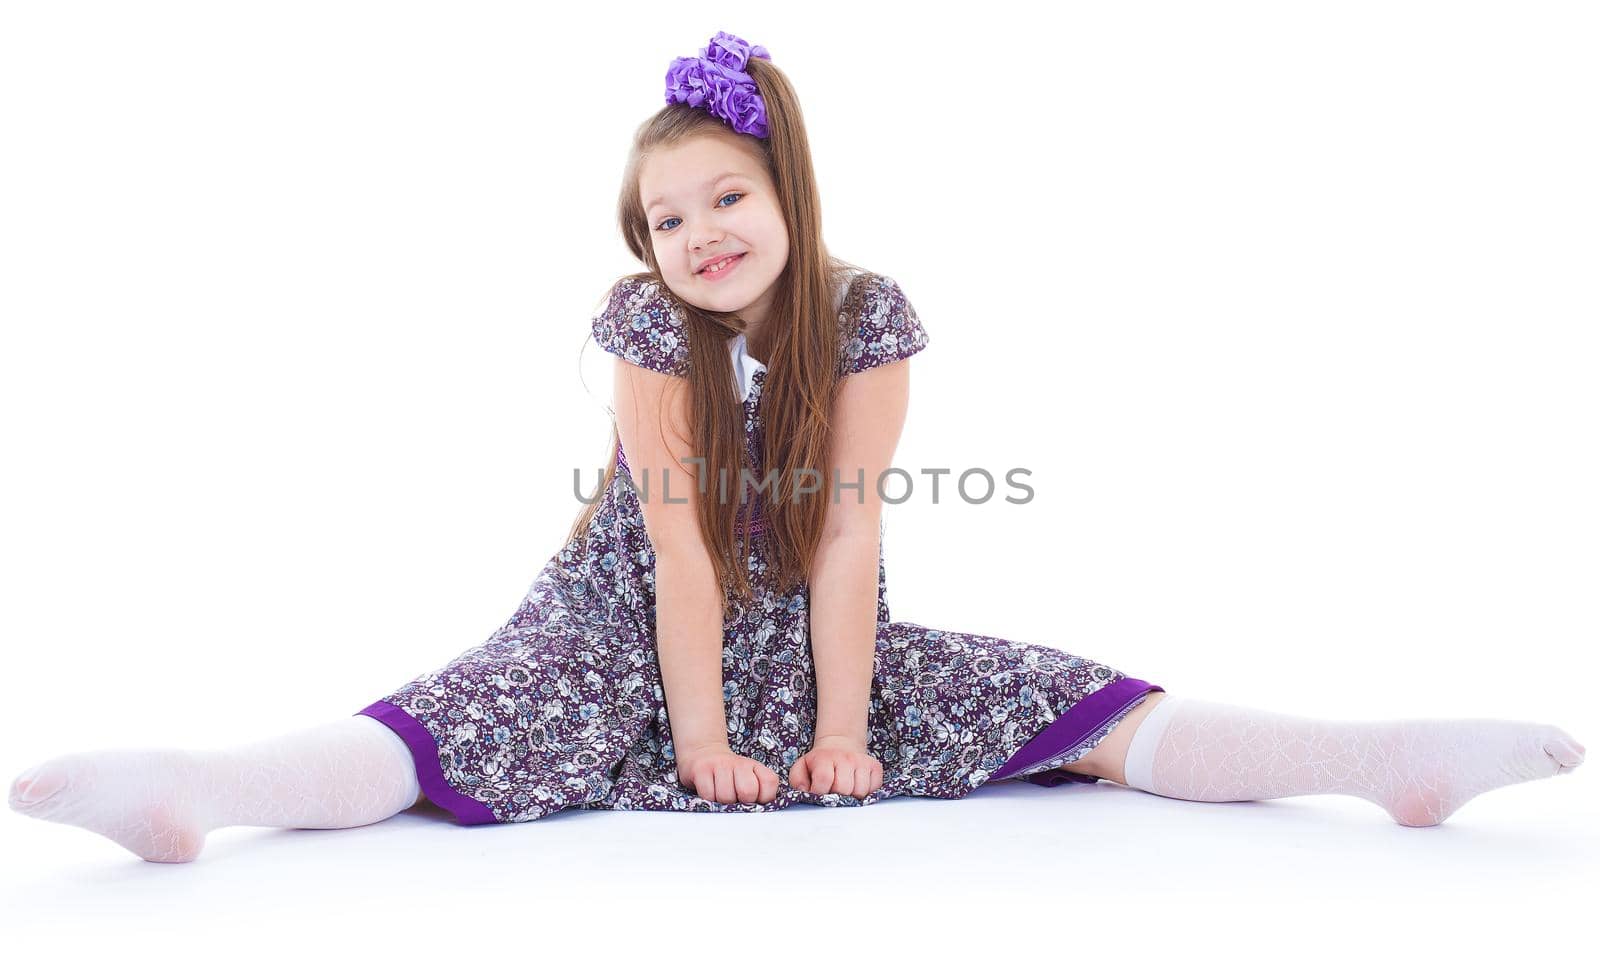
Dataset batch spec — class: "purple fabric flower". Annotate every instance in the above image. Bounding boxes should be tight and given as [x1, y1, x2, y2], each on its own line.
[721, 84, 768, 138]
[705, 31, 770, 72]
[663, 32, 773, 138]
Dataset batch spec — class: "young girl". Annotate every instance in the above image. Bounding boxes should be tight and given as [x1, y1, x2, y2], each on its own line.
[9, 31, 1585, 863]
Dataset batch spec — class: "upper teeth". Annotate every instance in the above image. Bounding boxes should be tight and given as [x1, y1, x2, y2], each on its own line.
[704, 255, 740, 273]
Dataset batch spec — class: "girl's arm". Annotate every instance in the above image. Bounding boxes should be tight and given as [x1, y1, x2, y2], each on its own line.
[611, 358, 729, 758]
[809, 356, 913, 748]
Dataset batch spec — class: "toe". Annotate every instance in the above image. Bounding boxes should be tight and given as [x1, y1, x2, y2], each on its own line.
[1544, 730, 1587, 771]
[9, 765, 67, 809]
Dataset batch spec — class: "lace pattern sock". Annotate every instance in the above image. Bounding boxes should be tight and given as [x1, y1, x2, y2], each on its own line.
[8, 714, 423, 862]
[1119, 695, 1586, 826]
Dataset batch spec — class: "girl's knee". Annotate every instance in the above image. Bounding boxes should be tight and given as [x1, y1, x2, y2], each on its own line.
[1061, 690, 1171, 784]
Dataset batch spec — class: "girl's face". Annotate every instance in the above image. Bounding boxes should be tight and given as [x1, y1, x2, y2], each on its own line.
[639, 133, 789, 328]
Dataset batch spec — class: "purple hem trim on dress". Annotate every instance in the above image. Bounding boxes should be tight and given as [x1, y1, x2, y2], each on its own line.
[988, 676, 1165, 785]
[355, 700, 499, 826]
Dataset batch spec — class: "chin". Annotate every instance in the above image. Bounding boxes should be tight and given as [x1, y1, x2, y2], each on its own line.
[691, 279, 751, 306]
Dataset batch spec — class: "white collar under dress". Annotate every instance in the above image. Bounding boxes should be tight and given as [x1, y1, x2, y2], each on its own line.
[728, 331, 766, 403]
[727, 272, 856, 403]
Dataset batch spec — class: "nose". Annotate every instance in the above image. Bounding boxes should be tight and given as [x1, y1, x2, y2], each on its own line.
[689, 222, 726, 252]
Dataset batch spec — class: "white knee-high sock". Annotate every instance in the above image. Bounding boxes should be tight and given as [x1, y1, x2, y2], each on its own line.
[1120, 695, 1586, 826]
[8, 715, 423, 862]
[198, 715, 423, 831]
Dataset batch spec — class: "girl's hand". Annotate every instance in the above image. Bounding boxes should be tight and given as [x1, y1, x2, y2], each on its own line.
[675, 743, 780, 805]
[789, 735, 884, 798]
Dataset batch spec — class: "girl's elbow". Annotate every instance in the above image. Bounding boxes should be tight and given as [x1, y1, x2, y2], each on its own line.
[651, 533, 715, 572]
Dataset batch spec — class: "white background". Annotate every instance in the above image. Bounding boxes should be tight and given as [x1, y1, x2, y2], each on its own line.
[3, 1, 1595, 956]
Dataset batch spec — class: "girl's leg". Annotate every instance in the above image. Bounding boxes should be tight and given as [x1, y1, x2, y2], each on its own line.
[1062, 691, 1173, 785]
[1062, 692, 1586, 826]
[8, 714, 424, 863]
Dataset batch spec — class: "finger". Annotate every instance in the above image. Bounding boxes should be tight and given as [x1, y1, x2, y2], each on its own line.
[854, 764, 874, 798]
[790, 758, 809, 792]
[758, 766, 779, 803]
[734, 762, 759, 804]
[812, 758, 835, 795]
[871, 764, 884, 794]
[714, 763, 737, 804]
[833, 763, 855, 798]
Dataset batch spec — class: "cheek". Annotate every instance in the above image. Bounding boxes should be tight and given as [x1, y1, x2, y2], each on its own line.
[758, 207, 787, 245]
[761, 223, 789, 259]
[648, 237, 680, 273]
[732, 202, 782, 238]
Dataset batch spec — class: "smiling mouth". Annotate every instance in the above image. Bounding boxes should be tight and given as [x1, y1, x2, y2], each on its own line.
[698, 253, 746, 275]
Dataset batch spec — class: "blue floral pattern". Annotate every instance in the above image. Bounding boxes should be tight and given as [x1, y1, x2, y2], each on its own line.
[838, 273, 932, 376]
[355, 268, 1162, 824]
[590, 276, 693, 377]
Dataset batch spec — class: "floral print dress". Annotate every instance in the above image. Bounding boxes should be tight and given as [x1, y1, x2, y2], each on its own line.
[354, 268, 1163, 824]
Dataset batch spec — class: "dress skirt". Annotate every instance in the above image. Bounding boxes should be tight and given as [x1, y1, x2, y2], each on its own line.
[353, 556, 1162, 825]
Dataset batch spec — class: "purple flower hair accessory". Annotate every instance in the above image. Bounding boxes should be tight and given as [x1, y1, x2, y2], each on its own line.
[664, 31, 773, 138]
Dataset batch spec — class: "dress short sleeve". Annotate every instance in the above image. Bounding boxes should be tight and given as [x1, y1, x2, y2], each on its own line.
[837, 274, 930, 377]
[591, 275, 692, 377]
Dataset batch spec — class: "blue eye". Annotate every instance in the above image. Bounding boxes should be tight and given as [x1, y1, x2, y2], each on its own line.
[654, 192, 743, 232]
